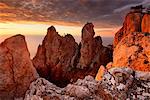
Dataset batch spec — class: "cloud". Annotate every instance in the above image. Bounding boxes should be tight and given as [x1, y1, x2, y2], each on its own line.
[0, 28, 11, 29]
[113, 0, 150, 13]
[0, 0, 146, 28]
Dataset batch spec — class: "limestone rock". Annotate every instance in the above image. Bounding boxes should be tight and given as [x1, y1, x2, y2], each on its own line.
[113, 12, 143, 47]
[78, 23, 102, 68]
[24, 76, 113, 100]
[25, 67, 150, 100]
[101, 67, 150, 99]
[33, 24, 112, 87]
[95, 62, 113, 81]
[113, 32, 150, 71]
[142, 13, 150, 33]
[0, 35, 38, 99]
[78, 23, 111, 69]
[33, 26, 78, 87]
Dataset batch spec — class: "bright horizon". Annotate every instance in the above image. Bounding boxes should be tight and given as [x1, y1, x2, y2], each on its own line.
[0, 22, 120, 37]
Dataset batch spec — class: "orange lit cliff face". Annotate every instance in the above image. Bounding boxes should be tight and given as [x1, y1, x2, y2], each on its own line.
[1, 0, 149, 37]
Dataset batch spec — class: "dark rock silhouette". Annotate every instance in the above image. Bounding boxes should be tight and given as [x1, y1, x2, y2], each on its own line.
[130, 5, 144, 13]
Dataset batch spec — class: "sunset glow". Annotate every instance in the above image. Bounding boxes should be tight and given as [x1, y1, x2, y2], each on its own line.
[0, 22, 120, 37]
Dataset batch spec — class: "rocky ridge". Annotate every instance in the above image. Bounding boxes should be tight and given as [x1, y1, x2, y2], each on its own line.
[113, 10, 150, 71]
[113, 10, 150, 47]
[33, 23, 112, 87]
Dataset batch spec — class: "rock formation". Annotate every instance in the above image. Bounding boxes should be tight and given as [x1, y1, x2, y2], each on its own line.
[113, 12, 143, 47]
[78, 23, 112, 69]
[33, 23, 112, 87]
[0, 5, 150, 99]
[0, 35, 38, 100]
[32, 26, 78, 87]
[25, 67, 150, 100]
[142, 14, 150, 33]
[113, 32, 150, 71]
[113, 8, 150, 71]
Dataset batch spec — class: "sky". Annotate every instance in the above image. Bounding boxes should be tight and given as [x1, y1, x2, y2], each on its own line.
[0, 0, 150, 37]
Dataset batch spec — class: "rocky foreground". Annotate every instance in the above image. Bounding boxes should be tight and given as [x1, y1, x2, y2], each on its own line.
[24, 67, 150, 100]
[0, 7, 150, 100]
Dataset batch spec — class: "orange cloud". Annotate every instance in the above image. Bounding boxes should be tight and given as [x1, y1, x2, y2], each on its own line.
[0, 13, 16, 17]
[0, 2, 10, 9]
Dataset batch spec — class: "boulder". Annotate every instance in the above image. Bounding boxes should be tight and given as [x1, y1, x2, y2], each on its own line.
[95, 62, 113, 81]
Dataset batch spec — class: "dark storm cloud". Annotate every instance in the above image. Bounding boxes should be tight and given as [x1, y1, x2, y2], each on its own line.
[0, 0, 149, 28]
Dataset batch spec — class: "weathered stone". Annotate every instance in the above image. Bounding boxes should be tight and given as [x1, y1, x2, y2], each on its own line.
[25, 67, 150, 100]
[142, 13, 150, 33]
[113, 12, 143, 47]
[101, 67, 150, 99]
[33, 24, 112, 87]
[32, 26, 78, 87]
[113, 32, 150, 71]
[24, 76, 113, 100]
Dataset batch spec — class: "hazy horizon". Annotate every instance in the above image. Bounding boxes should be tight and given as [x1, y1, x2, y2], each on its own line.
[0, 34, 113, 58]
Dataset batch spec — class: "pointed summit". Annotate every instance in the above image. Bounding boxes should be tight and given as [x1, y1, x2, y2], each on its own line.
[82, 23, 95, 40]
